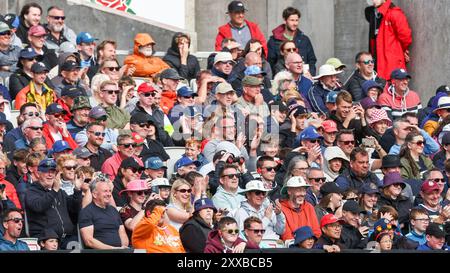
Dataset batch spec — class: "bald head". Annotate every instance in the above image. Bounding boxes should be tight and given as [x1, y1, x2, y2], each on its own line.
[245, 52, 262, 67]
[285, 53, 303, 75]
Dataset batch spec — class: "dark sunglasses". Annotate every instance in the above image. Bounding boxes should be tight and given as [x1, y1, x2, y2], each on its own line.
[284, 48, 297, 53]
[25, 111, 40, 117]
[251, 191, 266, 196]
[264, 166, 277, 172]
[5, 218, 24, 224]
[49, 15, 66, 20]
[308, 139, 320, 144]
[127, 167, 143, 174]
[360, 59, 374, 65]
[64, 165, 78, 171]
[28, 126, 43, 131]
[177, 188, 192, 194]
[412, 140, 425, 146]
[0, 31, 12, 36]
[310, 177, 326, 183]
[142, 92, 156, 97]
[89, 131, 106, 137]
[102, 89, 120, 95]
[134, 190, 149, 195]
[120, 143, 136, 148]
[182, 96, 194, 99]
[247, 228, 266, 234]
[106, 67, 120, 72]
[340, 140, 355, 145]
[223, 229, 240, 235]
[84, 178, 92, 183]
[138, 123, 151, 128]
[221, 173, 240, 179]
[431, 178, 446, 184]
[53, 113, 64, 118]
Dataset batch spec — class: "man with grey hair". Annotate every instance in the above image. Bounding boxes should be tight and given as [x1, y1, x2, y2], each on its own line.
[13, 117, 44, 151]
[44, 6, 76, 51]
[305, 167, 326, 206]
[79, 175, 129, 249]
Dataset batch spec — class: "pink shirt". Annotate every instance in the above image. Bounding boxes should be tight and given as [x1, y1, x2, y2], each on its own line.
[101, 153, 143, 181]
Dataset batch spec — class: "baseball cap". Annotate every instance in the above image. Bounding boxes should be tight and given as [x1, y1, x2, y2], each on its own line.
[342, 200, 366, 214]
[38, 158, 57, 172]
[76, 32, 97, 45]
[326, 91, 338, 104]
[322, 120, 338, 133]
[73, 147, 93, 159]
[71, 95, 91, 111]
[130, 112, 152, 125]
[28, 25, 46, 36]
[320, 214, 341, 228]
[175, 156, 201, 169]
[390, 68, 411, 80]
[421, 180, 440, 194]
[2, 14, 19, 29]
[320, 182, 344, 196]
[0, 22, 10, 33]
[359, 182, 380, 195]
[362, 80, 383, 96]
[160, 68, 183, 80]
[145, 156, 167, 170]
[61, 60, 81, 71]
[137, 82, 156, 94]
[45, 103, 66, 115]
[19, 47, 39, 60]
[298, 126, 322, 141]
[61, 86, 84, 99]
[214, 52, 235, 65]
[244, 65, 266, 76]
[119, 157, 144, 171]
[31, 62, 49, 73]
[52, 140, 72, 153]
[227, 1, 247, 13]
[242, 75, 262, 86]
[215, 82, 235, 94]
[177, 86, 197, 97]
[89, 106, 107, 119]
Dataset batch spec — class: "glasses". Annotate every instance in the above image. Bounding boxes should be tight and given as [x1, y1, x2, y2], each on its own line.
[49, 15, 66, 20]
[53, 113, 64, 119]
[247, 229, 266, 234]
[96, 116, 107, 122]
[106, 67, 120, 72]
[327, 223, 342, 229]
[264, 166, 277, 172]
[182, 96, 194, 99]
[251, 191, 266, 196]
[339, 140, 355, 145]
[120, 143, 136, 148]
[64, 165, 77, 170]
[223, 229, 240, 235]
[412, 140, 425, 146]
[128, 167, 143, 174]
[134, 190, 149, 195]
[102, 89, 120, 95]
[0, 31, 12, 36]
[310, 177, 326, 183]
[142, 92, 156, 97]
[430, 178, 445, 184]
[284, 48, 297, 53]
[138, 123, 151, 128]
[84, 178, 92, 183]
[360, 59, 374, 65]
[28, 126, 43, 131]
[221, 173, 240, 179]
[220, 61, 234, 66]
[308, 139, 320, 144]
[88, 131, 106, 137]
[177, 188, 192, 194]
[5, 218, 24, 224]
[25, 112, 40, 117]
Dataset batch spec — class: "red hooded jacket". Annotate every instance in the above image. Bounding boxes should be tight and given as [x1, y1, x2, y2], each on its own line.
[372, 0, 412, 80]
[203, 229, 259, 253]
[215, 20, 268, 55]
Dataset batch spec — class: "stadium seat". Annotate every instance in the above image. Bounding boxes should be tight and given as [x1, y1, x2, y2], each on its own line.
[18, 238, 40, 250]
[164, 147, 186, 179]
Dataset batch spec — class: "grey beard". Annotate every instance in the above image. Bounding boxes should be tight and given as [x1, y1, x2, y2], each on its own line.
[49, 24, 64, 33]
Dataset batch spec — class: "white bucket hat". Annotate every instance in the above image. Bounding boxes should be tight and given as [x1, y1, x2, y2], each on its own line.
[151, 178, 171, 188]
[281, 176, 310, 195]
[313, 64, 343, 80]
[214, 52, 235, 65]
[433, 96, 450, 113]
[239, 180, 270, 195]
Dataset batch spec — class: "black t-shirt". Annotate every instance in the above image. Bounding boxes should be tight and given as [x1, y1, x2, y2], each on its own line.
[85, 145, 112, 172]
[79, 202, 123, 248]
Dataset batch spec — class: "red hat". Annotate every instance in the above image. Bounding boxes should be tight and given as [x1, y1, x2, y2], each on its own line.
[322, 120, 338, 133]
[137, 82, 156, 94]
[28, 25, 46, 36]
[132, 132, 145, 146]
[421, 180, 440, 194]
[320, 214, 340, 228]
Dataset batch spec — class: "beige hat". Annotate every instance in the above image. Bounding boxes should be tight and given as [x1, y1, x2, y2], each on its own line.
[215, 82, 235, 94]
[313, 64, 343, 80]
[239, 180, 270, 195]
[214, 52, 235, 65]
[326, 58, 346, 70]
[281, 176, 310, 195]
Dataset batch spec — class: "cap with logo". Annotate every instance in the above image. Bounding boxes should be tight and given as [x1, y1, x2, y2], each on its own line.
[175, 156, 201, 169]
[52, 140, 72, 153]
[38, 158, 57, 172]
[73, 147, 93, 159]
[31, 62, 49, 73]
[89, 106, 107, 119]
[45, 103, 66, 115]
[61, 60, 81, 71]
[227, 1, 248, 13]
[76, 32, 97, 45]
[28, 25, 46, 36]
[390, 68, 411, 80]
[145, 156, 167, 170]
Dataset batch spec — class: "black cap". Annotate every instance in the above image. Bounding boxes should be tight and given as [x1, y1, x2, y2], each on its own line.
[31, 62, 49, 73]
[61, 85, 84, 98]
[320, 182, 344, 196]
[45, 103, 67, 115]
[61, 60, 81, 71]
[38, 228, 59, 243]
[130, 112, 152, 125]
[425, 223, 446, 239]
[436, 85, 450, 95]
[120, 157, 143, 171]
[160, 68, 183, 80]
[342, 200, 366, 214]
[381, 155, 401, 169]
[227, 1, 247, 13]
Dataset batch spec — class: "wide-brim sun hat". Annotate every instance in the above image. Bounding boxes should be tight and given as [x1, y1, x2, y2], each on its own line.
[313, 64, 343, 80]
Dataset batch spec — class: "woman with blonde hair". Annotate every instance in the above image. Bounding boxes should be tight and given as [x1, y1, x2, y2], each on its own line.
[166, 178, 194, 231]
[56, 154, 78, 196]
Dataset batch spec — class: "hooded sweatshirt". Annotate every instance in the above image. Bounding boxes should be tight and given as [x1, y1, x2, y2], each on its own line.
[377, 84, 422, 120]
[123, 33, 170, 78]
[203, 229, 259, 253]
[163, 33, 200, 81]
[211, 185, 246, 213]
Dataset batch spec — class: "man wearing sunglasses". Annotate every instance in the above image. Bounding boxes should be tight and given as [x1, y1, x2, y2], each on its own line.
[343, 52, 386, 102]
[0, 22, 21, 75]
[211, 163, 246, 213]
[98, 80, 130, 130]
[52, 61, 89, 99]
[42, 103, 78, 150]
[256, 156, 281, 201]
[168, 86, 199, 124]
[55, 86, 84, 123]
[44, 6, 76, 52]
[0, 208, 29, 251]
[82, 122, 112, 171]
[12, 117, 43, 152]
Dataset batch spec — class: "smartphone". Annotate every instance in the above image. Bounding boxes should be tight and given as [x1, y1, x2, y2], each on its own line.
[303, 64, 310, 73]
[362, 137, 375, 148]
[151, 186, 159, 194]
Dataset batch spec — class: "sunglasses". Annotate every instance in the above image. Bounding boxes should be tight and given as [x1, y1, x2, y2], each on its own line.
[310, 177, 326, 183]
[247, 228, 266, 234]
[339, 140, 355, 145]
[412, 140, 425, 146]
[106, 67, 120, 72]
[264, 166, 277, 172]
[284, 48, 297, 53]
[0, 31, 12, 36]
[53, 113, 64, 119]
[221, 173, 240, 179]
[138, 123, 151, 128]
[430, 178, 445, 184]
[96, 116, 108, 122]
[84, 178, 92, 183]
[25, 111, 40, 117]
[360, 59, 374, 65]
[182, 96, 194, 99]
[223, 229, 240, 235]
[5, 218, 24, 224]
[142, 92, 156, 97]
[308, 139, 320, 144]
[177, 188, 192, 194]
[251, 191, 266, 196]
[127, 167, 143, 174]
[64, 165, 78, 171]
[120, 143, 136, 148]
[102, 89, 120, 95]
[49, 15, 66, 20]
[28, 126, 43, 131]
[134, 190, 149, 195]
[88, 131, 106, 137]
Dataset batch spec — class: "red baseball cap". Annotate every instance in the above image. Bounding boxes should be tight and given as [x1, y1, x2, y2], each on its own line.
[421, 180, 440, 194]
[28, 25, 46, 36]
[137, 82, 156, 94]
[322, 120, 338, 133]
[320, 214, 341, 228]
[131, 132, 145, 146]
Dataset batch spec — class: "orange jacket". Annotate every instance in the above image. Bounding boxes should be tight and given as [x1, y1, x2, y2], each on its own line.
[160, 90, 177, 115]
[123, 33, 170, 78]
[15, 82, 56, 111]
[279, 199, 321, 240]
[132, 206, 185, 253]
[42, 123, 78, 150]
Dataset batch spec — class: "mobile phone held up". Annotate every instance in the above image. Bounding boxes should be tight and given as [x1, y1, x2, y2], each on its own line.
[362, 137, 375, 148]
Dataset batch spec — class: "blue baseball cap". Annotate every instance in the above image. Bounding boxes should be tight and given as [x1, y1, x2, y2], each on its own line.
[293, 226, 317, 246]
[19, 47, 39, 60]
[362, 80, 383, 95]
[177, 86, 197, 97]
[76, 32, 97, 45]
[38, 158, 57, 172]
[390, 68, 411, 80]
[244, 65, 266, 76]
[145, 156, 167, 170]
[52, 140, 72, 153]
[0, 112, 7, 125]
[298, 126, 323, 141]
[326, 91, 338, 103]
[45, 103, 67, 115]
[175, 156, 201, 169]
[194, 198, 217, 213]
